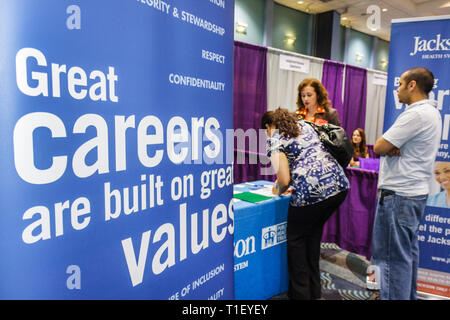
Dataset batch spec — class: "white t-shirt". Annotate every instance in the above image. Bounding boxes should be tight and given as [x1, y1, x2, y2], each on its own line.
[378, 99, 442, 196]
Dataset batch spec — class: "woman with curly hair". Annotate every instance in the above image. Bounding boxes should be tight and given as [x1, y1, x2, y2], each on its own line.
[261, 108, 349, 300]
[296, 78, 341, 126]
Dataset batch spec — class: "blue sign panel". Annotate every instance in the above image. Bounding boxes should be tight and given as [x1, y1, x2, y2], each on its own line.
[384, 16, 450, 298]
[0, 0, 235, 299]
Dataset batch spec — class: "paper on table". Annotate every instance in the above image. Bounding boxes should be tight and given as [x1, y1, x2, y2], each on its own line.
[233, 192, 273, 203]
[250, 186, 275, 198]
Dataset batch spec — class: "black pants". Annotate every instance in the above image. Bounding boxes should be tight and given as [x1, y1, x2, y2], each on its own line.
[287, 190, 348, 300]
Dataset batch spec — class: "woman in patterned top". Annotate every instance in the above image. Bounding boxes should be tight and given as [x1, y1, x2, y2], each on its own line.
[261, 108, 349, 300]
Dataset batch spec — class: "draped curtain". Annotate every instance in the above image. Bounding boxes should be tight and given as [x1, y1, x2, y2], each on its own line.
[321, 60, 345, 118]
[233, 41, 274, 183]
[341, 65, 368, 136]
[234, 41, 267, 131]
[267, 49, 324, 112]
[364, 70, 387, 145]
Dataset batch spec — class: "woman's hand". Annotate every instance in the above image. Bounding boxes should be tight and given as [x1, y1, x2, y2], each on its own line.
[272, 183, 279, 195]
[272, 182, 293, 196]
[349, 158, 361, 167]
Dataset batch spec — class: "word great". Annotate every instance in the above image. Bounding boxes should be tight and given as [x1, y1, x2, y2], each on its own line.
[13, 112, 222, 184]
[16, 47, 118, 102]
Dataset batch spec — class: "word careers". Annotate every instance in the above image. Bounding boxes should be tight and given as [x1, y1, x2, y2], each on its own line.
[13, 47, 223, 185]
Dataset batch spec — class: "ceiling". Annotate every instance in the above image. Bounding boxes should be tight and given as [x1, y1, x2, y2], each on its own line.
[275, 0, 450, 41]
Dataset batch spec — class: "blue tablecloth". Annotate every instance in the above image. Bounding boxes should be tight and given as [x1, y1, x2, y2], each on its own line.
[233, 180, 290, 300]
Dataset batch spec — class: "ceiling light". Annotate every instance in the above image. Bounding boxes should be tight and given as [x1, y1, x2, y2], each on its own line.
[341, 17, 348, 20]
[382, 8, 388, 12]
[297, 1, 304, 4]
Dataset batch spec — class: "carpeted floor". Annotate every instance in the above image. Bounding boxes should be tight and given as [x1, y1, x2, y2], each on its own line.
[270, 243, 379, 300]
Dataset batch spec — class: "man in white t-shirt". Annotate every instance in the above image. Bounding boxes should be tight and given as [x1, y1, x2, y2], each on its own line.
[371, 67, 442, 300]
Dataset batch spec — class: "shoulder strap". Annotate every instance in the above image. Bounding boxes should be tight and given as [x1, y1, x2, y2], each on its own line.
[304, 120, 321, 132]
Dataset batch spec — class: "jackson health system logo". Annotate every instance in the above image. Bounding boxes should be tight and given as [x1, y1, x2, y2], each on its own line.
[261, 222, 287, 250]
[409, 34, 450, 57]
[234, 221, 287, 268]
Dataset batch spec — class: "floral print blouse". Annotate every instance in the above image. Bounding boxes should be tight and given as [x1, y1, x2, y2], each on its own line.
[266, 120, 349, 207]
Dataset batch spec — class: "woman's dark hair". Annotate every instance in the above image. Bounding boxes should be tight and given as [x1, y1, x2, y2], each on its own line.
[352, 128, 368, 158]
[261, 108, 300, 138]
[296, 78, 331, 112]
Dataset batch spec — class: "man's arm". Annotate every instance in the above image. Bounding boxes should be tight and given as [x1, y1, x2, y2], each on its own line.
[374, 137, 402, 156]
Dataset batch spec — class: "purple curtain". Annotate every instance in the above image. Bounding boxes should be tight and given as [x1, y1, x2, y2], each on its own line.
[233, 41, 267, 131]
[341, 65, 367, 136]
[322, 168, 378, 260]
[321, 60, 345, 118]
[366, 144, 379, 159]
[233, 41, 274, 183]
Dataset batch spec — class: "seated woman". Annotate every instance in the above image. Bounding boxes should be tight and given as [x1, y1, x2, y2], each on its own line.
[262, 108, 349, 300]
[349, 128, 369, 167]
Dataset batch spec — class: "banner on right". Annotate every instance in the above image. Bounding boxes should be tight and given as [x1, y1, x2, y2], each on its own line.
[384, 15, 450, 299]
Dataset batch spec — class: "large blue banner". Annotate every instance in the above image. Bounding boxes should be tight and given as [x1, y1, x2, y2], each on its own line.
[0, 0, 235, 299]
[385, 16, 450, 299]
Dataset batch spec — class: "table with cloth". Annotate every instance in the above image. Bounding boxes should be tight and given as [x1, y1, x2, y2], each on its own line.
[233, 167, 378, 299]
[233, 180, 290, 300]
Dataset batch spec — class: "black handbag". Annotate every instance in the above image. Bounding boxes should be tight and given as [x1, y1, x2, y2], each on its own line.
[306, 121, 353, 168]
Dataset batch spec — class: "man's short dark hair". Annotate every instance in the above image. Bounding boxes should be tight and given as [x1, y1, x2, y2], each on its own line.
[403, 67, 434, 95]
